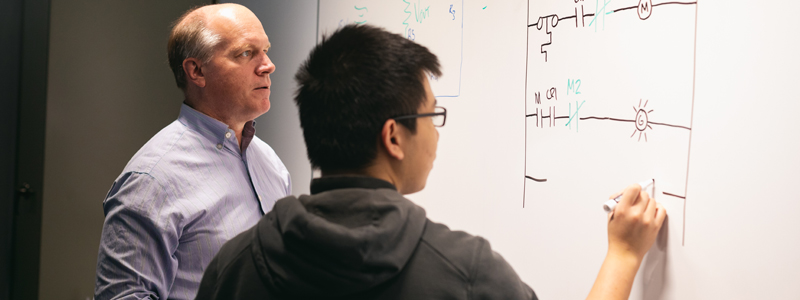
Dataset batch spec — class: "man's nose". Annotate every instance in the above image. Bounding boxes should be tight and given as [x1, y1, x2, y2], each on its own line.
[256, 53, 276, 75]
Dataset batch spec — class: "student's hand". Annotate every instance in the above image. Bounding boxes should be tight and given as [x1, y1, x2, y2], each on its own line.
[607, 183, 667, 262]
[586, 183, 667, 300]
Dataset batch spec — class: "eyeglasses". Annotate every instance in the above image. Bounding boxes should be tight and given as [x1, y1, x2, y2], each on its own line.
[392, 106, 447, 127]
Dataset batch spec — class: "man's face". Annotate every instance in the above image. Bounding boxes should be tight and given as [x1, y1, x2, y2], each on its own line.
[401, 76, 440, 194]
[203, 7, 275, 123]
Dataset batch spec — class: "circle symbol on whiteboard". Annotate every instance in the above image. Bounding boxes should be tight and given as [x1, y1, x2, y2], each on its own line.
[632, 99, 653, 142]
[638, 0, 653, 20]
[635, 109, 649, 131]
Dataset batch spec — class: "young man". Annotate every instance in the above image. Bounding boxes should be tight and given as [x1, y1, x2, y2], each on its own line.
[94, 4, 290, 300]
[196, 24, 666, 300]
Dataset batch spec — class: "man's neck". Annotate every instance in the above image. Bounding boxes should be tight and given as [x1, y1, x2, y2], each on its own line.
[184, 99, 247, 149]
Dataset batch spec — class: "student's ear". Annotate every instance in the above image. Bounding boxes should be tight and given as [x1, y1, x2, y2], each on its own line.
[183, 58, 206, 88]
[381, 119, 405, 160]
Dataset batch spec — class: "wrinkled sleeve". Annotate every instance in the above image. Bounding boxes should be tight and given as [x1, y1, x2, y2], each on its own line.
[95, 172, 180, 300]
[470, 238, 538, 300]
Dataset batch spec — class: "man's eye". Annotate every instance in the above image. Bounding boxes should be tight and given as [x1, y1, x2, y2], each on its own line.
[242, 50, 251, 57]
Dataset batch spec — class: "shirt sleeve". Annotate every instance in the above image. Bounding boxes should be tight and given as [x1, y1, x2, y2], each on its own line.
[285, 172, 292, 196]
[470, 238, 538, 300]
[95, 172, 180, 300]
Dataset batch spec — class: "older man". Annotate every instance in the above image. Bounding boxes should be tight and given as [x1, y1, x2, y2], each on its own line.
[94, 4, 290, 300]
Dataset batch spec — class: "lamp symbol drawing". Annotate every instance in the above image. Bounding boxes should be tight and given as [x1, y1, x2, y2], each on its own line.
[632, 99, 653, 142]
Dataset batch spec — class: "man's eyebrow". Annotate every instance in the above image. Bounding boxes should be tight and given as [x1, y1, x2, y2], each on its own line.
[232, 42, 270, 53]
[231, 43, 250, 53]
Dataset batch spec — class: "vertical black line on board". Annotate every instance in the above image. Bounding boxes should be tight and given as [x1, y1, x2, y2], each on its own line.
[683, 0, 700, 247]
[523, 0, 530, 208]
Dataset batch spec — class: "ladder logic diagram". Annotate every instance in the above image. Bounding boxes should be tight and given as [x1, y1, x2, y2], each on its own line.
[523, 0, 698, 245]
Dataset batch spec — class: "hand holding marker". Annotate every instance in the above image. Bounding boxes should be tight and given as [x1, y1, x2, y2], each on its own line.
[603, 179, 654, 213]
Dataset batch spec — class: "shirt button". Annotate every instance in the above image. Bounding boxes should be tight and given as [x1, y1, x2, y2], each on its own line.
[225, 132, 232, 139]
[216, 143, 223, 150]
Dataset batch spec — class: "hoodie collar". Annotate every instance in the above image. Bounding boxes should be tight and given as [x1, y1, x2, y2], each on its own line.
[310, 176, 397, 195]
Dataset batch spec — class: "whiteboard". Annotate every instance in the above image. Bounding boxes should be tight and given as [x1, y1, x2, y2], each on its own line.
[241, 0, 800, 299]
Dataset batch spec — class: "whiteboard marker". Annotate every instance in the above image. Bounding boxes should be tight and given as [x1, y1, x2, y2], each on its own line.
[603, 179, 654, 213]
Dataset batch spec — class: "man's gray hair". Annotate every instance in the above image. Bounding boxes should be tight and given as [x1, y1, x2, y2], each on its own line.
[168, 7, 222, 90]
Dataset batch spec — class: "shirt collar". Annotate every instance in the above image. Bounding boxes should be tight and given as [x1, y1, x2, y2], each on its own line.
[310, 176, 397, 195]
[177, 103, 258, 151]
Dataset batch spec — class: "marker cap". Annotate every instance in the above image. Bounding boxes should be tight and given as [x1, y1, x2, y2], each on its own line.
[603, 199, 618, 213]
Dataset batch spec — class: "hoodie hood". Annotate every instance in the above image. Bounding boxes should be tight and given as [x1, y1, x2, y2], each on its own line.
[251, 176, 427, 298]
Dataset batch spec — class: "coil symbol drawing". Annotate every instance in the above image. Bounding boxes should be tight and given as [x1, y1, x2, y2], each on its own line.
[631, 99, 653, 142]
[635, 109, 649, 131]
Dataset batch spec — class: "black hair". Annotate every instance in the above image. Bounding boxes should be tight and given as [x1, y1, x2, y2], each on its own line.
[294, 24, 441, 172]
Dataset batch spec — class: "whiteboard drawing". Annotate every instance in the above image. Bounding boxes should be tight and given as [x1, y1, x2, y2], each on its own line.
[524, 0, 698, 245]
[318, 0, 464, 97]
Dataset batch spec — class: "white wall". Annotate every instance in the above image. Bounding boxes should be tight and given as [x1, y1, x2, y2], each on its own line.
[40, 1, 209, 299]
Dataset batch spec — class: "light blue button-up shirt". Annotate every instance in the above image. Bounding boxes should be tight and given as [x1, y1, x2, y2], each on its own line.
[95, 104, 291, 300]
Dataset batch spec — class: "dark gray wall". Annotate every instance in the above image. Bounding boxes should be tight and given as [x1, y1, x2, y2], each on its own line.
[11, 0, 51, 299]
[0, 0, 23, 298]
[38, 1, 209, 299]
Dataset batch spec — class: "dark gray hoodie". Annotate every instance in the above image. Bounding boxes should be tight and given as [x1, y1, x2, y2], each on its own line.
[196, 176, 536, 299]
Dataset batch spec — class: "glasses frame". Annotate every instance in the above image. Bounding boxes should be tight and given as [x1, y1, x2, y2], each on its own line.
[392, 106, 447, 127]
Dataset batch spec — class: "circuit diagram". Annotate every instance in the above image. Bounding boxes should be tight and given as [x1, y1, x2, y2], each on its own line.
[523, 0, 698, 245]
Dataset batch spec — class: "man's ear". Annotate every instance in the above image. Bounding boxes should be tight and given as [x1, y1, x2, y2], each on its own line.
[381, 119, 405, 161]
[183, 58, 206, 88]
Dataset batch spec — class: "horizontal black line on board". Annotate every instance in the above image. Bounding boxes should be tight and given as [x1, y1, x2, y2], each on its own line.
[655, 1, 698, 7]
[614, 1, 697, 13]
[527, 1, 697, 27]
[580, 117, 692, 130]
[526, 115, 692, 130]
[580, 116, 634, 122]
[662, 192, 686, 199]
[649, 121, 691, 130]
[525, 176, 547, 182]
[613, 5, 638, 13]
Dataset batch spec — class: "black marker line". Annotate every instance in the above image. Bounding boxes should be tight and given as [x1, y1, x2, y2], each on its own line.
[649, 121, 691, 130]
[613, 1, 697, 14]
[560, 15, 577, 21]
[580, 116, 635, 122]
[663, 192, 686, 199]
[554, 116, 570, 120]
[655, 1, 697, 7]
[525, 176, 547, 182]
[525, 113, 537, 118]
[524, 0, 530, 209]
[682, 0, 700, 247]
[613, 5, 638, 13]
[578, 116, 690, 130]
